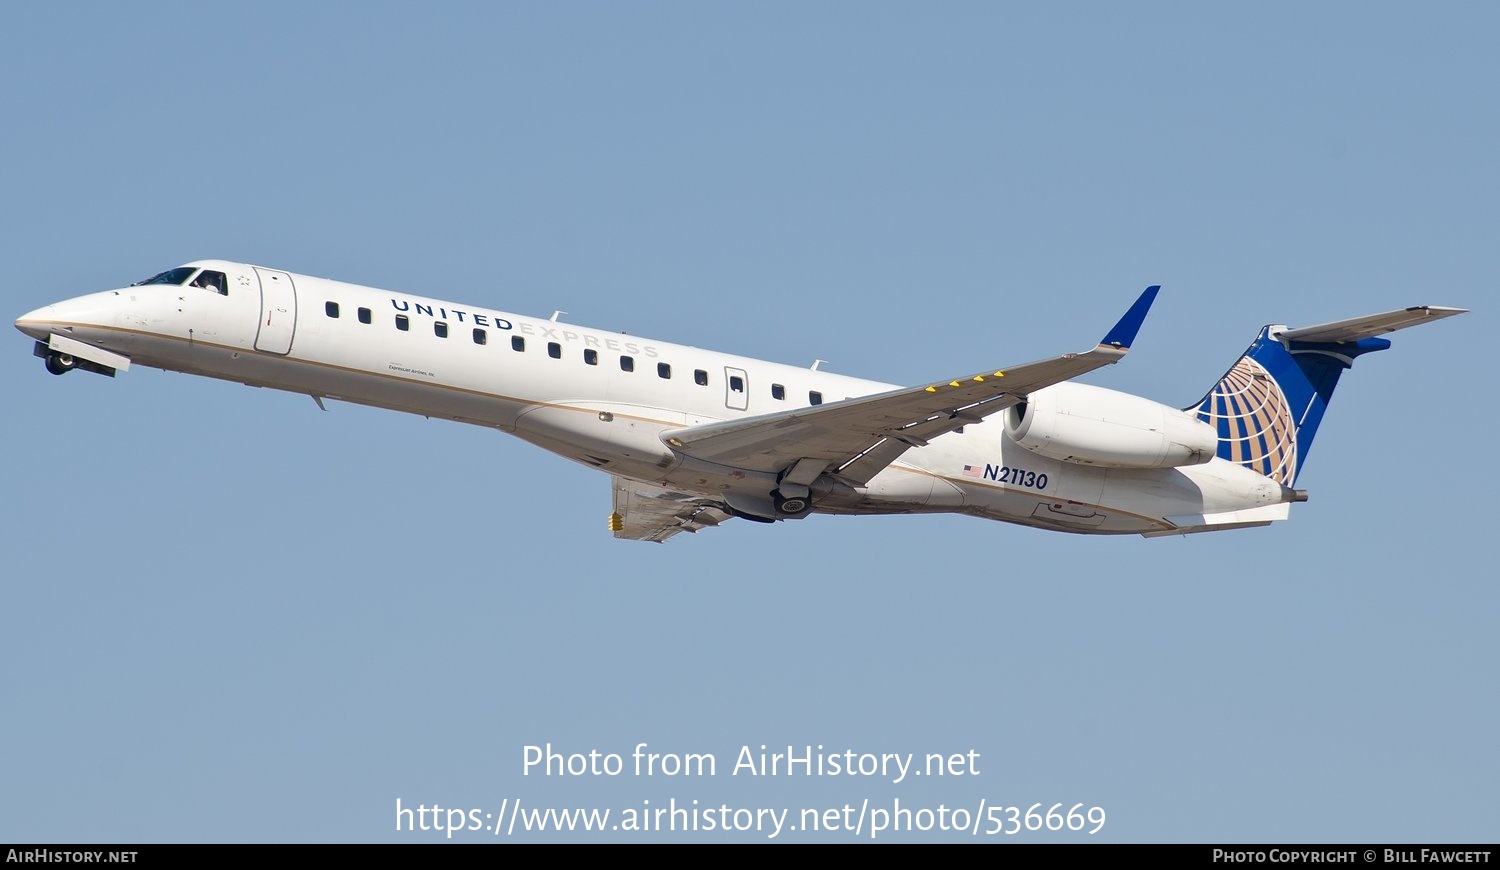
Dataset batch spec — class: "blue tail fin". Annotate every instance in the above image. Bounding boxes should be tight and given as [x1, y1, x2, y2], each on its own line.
[1191, 306, 1465, 487]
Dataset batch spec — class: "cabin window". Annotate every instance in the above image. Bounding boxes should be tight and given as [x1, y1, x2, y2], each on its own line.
[357, 307, 372, 324]
[658, 362, 671, 379]
[395, 314, 409, 331]
[620, 355, 634, 372]
[584, 349, 598, 365]
[694, 369, 708, 386]
[191, 270, 228, 295]
[325, 301, 339, 318]
[473, 328, 487, 345]
[548, 342, 562, 359]
[729, 375, 744, 393]
[512, 335, 525, 352]
[809, 391, 823, 405]
[434, 321, 448, 338]
[771, 383, 785, 400]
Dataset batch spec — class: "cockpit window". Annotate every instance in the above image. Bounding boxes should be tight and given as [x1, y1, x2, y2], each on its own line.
[133, 267, 198, 286]
[191, 270, 227, 295]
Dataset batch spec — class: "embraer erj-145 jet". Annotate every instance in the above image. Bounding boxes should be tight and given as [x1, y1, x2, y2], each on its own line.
[15, 261, 1465, 542]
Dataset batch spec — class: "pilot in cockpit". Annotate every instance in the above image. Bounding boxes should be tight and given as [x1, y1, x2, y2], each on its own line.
[191, 270, 226, 295]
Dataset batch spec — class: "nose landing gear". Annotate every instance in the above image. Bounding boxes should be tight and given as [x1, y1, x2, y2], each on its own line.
[44, 351, 76, 376]
[32, 341, 117, 378]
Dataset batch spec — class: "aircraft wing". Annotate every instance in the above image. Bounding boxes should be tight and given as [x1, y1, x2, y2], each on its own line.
[662, 286, 1160, 486]
[610, 476, 735, 543]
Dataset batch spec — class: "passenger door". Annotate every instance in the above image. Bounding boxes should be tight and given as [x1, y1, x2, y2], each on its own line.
[253, 268, 298, 354]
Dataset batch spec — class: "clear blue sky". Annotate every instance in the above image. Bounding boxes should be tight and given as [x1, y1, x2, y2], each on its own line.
[2, 2, 1493, 844]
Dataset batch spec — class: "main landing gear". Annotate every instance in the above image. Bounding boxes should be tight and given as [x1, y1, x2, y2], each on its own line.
[722, 489, 817, 523]
[772, 490, 813, 519]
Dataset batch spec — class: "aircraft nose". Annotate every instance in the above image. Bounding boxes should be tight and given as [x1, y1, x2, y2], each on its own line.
[15, 305, 56, 341]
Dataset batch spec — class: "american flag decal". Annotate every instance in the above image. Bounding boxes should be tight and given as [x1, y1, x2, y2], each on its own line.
[962, 464, 983, 478]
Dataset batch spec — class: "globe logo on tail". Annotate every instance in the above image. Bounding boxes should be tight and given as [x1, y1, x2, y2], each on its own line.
[1196, 356, 1297, 486]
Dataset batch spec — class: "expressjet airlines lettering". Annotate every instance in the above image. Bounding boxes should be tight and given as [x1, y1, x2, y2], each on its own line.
[389, 298, 660, 357]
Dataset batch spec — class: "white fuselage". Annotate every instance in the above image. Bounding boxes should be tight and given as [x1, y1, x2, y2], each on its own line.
[16, 260, 1290, 536]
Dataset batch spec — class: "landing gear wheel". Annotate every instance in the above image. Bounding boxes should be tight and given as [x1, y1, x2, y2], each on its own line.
[44, 352, 76, 376]
[773, 491, 812, 518]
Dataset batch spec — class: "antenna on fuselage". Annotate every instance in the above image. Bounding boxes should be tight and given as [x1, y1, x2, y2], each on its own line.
[811, 359, 827, 371]
[550, 310, 567, 322]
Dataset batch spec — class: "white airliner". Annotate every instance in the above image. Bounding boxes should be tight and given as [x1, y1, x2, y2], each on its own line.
[15, 261, 1466, 542]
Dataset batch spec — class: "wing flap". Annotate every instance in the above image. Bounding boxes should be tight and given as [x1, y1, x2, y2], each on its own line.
[663, 286, 1160, 485]
[610, 476, 733, 543]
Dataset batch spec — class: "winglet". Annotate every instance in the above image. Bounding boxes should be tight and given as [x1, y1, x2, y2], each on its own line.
[1100, 285, 1160, 349]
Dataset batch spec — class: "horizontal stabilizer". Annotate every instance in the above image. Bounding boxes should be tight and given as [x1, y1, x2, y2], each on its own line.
[1278, 306, 1468, 344]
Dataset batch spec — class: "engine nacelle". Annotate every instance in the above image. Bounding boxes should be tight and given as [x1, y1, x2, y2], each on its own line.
[1004, 382, 1218, 469]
